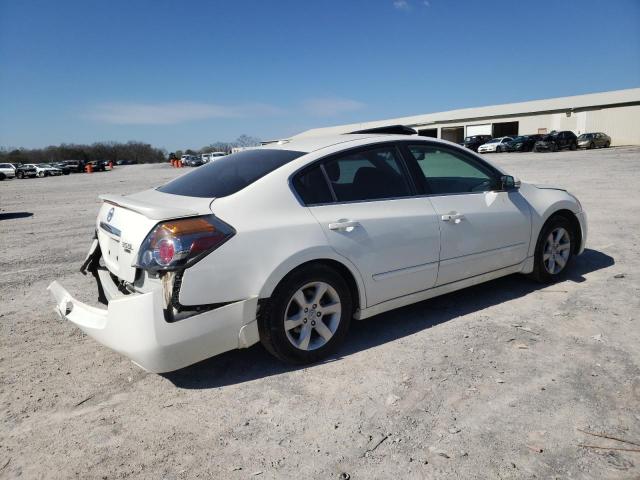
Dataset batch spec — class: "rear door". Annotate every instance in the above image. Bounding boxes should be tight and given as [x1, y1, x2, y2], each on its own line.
[295, 143, 441, 307]
[401, 142, 531, 286]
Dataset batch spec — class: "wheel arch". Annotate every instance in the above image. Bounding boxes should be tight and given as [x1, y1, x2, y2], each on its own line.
[259, 254, 366, 317]
[536, 208, 582, 255]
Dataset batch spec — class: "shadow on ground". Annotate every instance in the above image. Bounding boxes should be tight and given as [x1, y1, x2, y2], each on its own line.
[0, 212, 33, 220]
[163, 249, 613, 389]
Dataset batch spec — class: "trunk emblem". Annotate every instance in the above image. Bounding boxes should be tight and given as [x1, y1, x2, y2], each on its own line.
[106, 207, 115, 222]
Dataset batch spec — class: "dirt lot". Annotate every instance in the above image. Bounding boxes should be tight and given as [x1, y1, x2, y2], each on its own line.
[1, 147, 639, 479]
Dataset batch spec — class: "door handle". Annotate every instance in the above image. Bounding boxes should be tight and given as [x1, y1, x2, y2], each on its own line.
[328, 220, 360, 231]
[441, 213, 465, 224]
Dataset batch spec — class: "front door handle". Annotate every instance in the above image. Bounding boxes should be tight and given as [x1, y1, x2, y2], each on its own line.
[441, 213, 465, 224]
[328, 220, 360, 231]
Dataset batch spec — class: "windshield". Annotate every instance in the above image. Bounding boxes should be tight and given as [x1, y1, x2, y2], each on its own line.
[579, 133, 594, 139]
[512, 136, 527, 142]
[158, 149, 306, 198]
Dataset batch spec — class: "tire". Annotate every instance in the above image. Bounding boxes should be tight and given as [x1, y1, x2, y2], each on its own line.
[0, 173, 5, 181]
[37, 171, 44, 178]
[604, 141, 610, 148]
[570, 142, 577, 151]
[589, 142, 595, 149]
[529, 215, 574, 283]
[17, 171, 24, 179]
[258, 264, 353, 364]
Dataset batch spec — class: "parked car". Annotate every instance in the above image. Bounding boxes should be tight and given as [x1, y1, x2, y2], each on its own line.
[87, 160, 106, 172]
[533, 131, 578, 152]
[61, 160, 85, 173]
[180, 154, 200, 166]
[577, 132, 611, 149]
[49, 134, 587, 373]
[0, 163, 17, 180]
[50, 162, 71, 175]
[477, 136, 514, 153]
[15, 164, 38, 179]
[504, 134, 543, 152]
[463, 135, 493, 152]
[201, 152, 228, 163]
[185, 156, 204, 167]
[25, 163, 63, 177]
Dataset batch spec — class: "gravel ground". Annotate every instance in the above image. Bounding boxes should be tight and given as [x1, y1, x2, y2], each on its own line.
[1, 147, 639, 479]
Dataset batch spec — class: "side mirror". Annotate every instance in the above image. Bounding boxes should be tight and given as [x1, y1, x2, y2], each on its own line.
[500, 175, 521, 190]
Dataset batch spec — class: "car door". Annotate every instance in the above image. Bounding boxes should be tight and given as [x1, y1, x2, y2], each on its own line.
[401, 142, 532, 286]
[294, 143, 441, 307]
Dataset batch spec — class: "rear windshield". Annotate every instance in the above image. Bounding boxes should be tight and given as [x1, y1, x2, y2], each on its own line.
[158, 148, 305, 198]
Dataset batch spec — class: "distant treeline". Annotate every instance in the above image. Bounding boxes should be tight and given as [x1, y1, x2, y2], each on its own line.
[1, 134, 263, 165]
[0, 141, 167, 164]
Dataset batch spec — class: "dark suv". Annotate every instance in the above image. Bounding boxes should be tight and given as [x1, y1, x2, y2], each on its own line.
[533, 131, 578, 152]
[15, 164, 38, 179]
[62, 160, 85, 173]
[463, 135, 493, 152]
[504, 134, 543, 152]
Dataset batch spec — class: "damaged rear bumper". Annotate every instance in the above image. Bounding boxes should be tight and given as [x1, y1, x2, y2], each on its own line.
[48, 252, 260, 373]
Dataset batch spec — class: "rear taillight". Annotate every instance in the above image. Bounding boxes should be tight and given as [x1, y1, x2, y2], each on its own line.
[136, 215, 235, 272]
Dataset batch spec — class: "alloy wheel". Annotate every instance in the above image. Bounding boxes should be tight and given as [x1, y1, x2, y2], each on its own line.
[542, 227, 571, 274]
[284, 281, 342, 351]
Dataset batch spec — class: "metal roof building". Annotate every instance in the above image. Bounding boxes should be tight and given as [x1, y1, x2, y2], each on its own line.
[293, 88, 640, 146]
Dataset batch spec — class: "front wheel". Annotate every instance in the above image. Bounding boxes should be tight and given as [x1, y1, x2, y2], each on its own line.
[17, 171, 24, 179]
[570, 142, 577, 151]
[258, 264, 352, 364]
[530, 215, 574, 283]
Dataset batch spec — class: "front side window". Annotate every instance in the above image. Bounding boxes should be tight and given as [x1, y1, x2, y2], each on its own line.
[323, 146, 412, 203]
[406, 144, 498, 194]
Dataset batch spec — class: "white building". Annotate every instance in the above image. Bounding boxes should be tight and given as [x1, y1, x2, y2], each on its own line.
[293, 88, 640, 146]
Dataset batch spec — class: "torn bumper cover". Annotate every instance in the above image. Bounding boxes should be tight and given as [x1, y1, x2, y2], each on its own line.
[47, 250, 260, 373]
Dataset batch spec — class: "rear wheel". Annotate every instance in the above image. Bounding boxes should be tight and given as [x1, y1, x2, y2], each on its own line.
[258, 264, 352, 364]
[604, 141, 610, 148]
[570, 142, 577, 151]
[530, 215, 574, 283]
[0, 173, 5, 181]
[17, 171, 24, 179]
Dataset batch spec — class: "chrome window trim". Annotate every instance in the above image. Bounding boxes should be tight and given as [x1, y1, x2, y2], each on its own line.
[288, 138, 511, 208]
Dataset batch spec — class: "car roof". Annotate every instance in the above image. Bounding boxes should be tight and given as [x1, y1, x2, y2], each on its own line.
[259, 133, 465, 154]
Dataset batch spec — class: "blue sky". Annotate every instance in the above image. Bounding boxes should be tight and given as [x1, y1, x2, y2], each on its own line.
[1, 0, 638, 151]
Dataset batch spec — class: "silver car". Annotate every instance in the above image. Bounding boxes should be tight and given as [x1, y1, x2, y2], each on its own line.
[577, 132, 611, 149]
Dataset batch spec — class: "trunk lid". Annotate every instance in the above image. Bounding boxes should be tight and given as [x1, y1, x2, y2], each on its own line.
[96, 189, 214, 282]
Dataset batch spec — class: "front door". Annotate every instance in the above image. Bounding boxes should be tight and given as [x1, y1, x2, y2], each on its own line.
[402, 142, 532, 286]
[303, 144, 441, 307]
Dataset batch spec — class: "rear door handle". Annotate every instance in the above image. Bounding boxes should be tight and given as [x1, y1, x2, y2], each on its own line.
[328, 220, 360, 231]
[441, 213, 465, 224]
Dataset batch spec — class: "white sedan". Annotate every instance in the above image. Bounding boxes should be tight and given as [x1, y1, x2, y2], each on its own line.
[478, 136, 513, 153]
[49, 132, 587, 372]
[23, 163, 63, 177]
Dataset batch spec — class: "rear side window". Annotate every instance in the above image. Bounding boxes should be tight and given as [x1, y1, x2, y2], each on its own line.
[158, 149, 305, 198]
[323, 146, 412, 202]
[292, 166, 334, 205]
